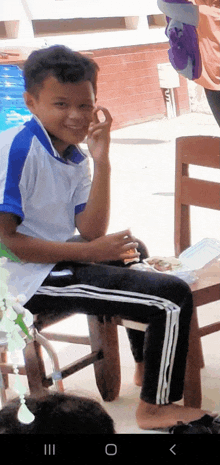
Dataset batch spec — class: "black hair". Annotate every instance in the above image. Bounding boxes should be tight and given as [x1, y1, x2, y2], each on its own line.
[0, 392, 115, 434]
[23, 45, 99, 97]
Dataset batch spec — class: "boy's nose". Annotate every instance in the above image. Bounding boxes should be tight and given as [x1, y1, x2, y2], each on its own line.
[68, 109, 82, 120]
[67, 110, 89, 126]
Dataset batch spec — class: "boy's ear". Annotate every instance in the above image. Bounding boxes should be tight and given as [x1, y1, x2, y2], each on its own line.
[23, 91, 37, 112]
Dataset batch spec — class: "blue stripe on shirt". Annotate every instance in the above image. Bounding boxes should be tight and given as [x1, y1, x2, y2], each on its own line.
[25, 117, 55, 158]
[26, 118, 85, 165]
[75, 203, 87, 215]
[2, 126, 34, 220]
[68, 146, 85, 164]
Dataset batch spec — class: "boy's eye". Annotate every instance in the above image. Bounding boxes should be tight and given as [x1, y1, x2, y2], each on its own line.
[80, 104, 94, 110]
[54, 102, 67, 108]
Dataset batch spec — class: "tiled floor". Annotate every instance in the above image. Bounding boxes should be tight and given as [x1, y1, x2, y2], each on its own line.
[3, 112, 220, 436]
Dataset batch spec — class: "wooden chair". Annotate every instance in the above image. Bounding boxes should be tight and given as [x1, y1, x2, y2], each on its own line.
[174, 135, 220, 407]
[115, 135, 220, 409]
[34, 312, 121, 401]
[0, 324, 64, 405]
[0, 307, 121, 405]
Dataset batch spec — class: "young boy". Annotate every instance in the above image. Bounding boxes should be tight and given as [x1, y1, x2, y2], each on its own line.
[0, 45, 209, 430]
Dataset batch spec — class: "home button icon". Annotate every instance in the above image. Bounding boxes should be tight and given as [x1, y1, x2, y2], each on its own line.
[105, 444, 117, 456]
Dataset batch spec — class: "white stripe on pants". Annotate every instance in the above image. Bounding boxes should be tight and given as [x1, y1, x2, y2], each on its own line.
[36, 283, 181, 404]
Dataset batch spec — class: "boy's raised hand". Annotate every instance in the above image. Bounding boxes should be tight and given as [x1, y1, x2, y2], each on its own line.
[87, 106, 112, 163]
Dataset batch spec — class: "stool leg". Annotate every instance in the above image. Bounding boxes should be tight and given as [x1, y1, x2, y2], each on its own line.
[87, 315, 121, 402]
[183, 305, 202, 408]
[0, 369, 7, 407]
[23, 340, 46, 396]
[35, 331, 64, 393]
[0, 351, 9, 389]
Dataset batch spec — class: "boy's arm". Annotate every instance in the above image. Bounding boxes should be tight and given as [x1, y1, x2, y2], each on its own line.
[0, 107, 140, 264]
[0, 213, 139, 264]
[75, 107, 112, 240]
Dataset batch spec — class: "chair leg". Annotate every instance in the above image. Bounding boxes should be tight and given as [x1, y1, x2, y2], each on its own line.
[0, 368, 7, 406]
[87, 315, 121, 402]
[198, 329, 205, 369]
[35, 330, 64, 392]
[23, 340, 46, 396]
[0, 351, 8, 389]
[183, 305, 202, 408]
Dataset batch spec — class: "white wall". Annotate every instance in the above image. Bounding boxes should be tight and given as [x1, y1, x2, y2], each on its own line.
[0, 0, 167, 52]
[19, 0, 162, 20]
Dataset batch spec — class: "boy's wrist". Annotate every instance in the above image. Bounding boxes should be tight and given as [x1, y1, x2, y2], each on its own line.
[70, 241, 93, 263]
[93, 158, 111, 170]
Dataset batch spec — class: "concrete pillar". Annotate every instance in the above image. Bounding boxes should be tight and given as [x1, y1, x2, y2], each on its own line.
[4, 21, 19, 39]
[17, 0, 34, 39]
[125, 16, 149, 30]
[125, 17, 139, 30]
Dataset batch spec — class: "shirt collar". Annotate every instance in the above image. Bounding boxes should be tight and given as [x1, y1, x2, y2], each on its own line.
[25, 116, 85, 165]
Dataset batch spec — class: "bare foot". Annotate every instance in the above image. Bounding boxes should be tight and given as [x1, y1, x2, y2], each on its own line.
[136, 400, 215, 430]
[134, 362, 144, 387]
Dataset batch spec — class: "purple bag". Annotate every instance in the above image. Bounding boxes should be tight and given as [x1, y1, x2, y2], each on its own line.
[157, 0, 202, 80]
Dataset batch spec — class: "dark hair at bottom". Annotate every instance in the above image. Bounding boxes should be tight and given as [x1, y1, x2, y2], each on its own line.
[0, 392, 115, 434]
[23, 45, 99, 96]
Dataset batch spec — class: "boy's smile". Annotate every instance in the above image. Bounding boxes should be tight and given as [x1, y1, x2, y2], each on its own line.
[24, 76, 95, 155]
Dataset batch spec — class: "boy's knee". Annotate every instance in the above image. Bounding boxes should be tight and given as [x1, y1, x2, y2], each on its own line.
[172, 276, 193, 312]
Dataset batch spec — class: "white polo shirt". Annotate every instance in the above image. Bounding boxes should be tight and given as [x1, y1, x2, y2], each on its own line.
[0, 116, 91, 303]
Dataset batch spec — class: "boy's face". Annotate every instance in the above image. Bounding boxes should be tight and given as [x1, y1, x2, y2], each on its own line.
[24, 76, 95, 155]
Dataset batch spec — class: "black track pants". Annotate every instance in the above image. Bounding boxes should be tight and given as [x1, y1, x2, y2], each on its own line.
[26, 261, 193, 405]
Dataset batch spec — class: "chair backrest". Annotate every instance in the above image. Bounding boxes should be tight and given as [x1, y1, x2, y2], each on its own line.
[174, 136, 220, 256]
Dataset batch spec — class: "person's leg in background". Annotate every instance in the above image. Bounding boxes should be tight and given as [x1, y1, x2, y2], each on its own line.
[204, 88, 220, 127]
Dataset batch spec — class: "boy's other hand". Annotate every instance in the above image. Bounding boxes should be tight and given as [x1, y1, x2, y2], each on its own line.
[87, 230, 140, 263]
[87, 106, 112, 164]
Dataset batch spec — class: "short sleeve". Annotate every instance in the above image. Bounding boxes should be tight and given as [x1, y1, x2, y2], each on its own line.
[0, 126, 33, 222]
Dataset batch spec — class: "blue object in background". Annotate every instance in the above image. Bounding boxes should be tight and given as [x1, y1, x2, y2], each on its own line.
[0, 89, 27, 110]
[0, 77, 25, 87]
[0, 65, 23, 78]
[0, 65, 31, 133]
[0, 108, 32, 132]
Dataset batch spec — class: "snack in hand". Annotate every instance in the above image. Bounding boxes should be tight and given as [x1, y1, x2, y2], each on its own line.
[124, 248, 140, 265]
